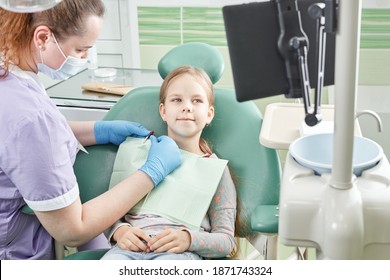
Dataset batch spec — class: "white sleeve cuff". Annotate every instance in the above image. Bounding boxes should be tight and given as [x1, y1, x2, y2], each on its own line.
[25, 183, 79, 211]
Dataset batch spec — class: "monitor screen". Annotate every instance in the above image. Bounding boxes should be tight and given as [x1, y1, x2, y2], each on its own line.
[223, 0, 336, 102]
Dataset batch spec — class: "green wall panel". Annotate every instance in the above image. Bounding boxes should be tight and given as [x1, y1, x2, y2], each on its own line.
[138, 7, 390, 49]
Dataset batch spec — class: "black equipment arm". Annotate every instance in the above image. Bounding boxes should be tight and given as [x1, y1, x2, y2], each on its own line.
[274, 0, 338, 126]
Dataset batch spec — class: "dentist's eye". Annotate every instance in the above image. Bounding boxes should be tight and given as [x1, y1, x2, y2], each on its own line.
[76, 48, 87, 53]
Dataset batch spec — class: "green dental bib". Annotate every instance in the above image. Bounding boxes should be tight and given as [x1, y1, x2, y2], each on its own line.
[109, 137, 228, 230]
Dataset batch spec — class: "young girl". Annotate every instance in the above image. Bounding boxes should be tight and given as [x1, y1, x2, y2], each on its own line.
[102, 66, 241, 260]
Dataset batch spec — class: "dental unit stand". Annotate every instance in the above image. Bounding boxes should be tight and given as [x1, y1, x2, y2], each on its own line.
[279, 0, 390, 259]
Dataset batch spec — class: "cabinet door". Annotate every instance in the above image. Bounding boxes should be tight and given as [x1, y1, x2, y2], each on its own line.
[96, 0, 140, 68]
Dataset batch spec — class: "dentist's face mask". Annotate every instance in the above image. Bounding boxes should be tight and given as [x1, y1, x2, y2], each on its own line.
[38, 33, 87, 80]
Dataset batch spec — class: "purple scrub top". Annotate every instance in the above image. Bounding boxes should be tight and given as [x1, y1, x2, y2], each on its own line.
[0, 66, 79, 259]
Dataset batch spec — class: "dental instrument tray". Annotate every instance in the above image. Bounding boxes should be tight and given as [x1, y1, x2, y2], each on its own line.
[81, 82, 133, 95]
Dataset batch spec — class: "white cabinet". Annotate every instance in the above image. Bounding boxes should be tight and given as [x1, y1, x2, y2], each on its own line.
[96, 0, 140, 68]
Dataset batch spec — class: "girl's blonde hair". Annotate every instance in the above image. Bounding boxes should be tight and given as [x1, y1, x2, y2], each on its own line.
[160, 65, 214, 154]
[0, 0, 105, 76]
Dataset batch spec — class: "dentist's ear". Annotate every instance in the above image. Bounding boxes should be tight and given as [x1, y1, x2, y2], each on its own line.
[33, 25, 51, 50]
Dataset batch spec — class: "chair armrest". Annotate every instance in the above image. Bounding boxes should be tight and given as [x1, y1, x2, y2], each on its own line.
[251, 205, 279, 234]
[64, 249, 109, 260]
[21, 204, 34, 215]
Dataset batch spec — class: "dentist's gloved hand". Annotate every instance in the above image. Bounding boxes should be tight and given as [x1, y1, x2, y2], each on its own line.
[94, 120, 150, 146]
[139, 135, 182, 187]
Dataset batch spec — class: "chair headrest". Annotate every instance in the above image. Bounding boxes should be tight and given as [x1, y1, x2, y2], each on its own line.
[158, 42, 224, 84]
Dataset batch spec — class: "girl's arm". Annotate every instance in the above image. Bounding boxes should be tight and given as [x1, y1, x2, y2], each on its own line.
[186, 167, 237, 258]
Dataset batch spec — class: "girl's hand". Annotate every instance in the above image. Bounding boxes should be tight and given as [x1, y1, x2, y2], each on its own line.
[113, 226, 151, 252]
[148, 228, 191, 253]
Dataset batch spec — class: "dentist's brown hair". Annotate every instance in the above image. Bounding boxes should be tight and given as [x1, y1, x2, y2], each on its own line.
[0, 0, 105, 77]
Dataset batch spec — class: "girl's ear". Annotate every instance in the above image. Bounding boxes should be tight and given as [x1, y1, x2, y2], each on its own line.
[159, 103, 166, 121]
[207, 106, 215, 125]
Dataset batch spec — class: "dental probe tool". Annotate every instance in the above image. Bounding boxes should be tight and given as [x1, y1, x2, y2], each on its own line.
[144, 131, 155, 143]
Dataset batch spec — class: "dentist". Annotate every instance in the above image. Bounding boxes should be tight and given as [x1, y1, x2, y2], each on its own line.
[0, 0, 181, 259]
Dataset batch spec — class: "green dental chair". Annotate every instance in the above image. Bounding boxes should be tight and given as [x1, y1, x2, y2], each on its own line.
[63, 42, 281, 260]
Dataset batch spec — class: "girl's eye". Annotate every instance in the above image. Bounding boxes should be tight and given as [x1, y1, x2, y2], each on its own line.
[172, 98, 181, 102]
[193, 99, 203, 103]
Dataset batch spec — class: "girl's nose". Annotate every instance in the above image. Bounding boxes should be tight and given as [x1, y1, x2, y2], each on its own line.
[182, 106, 192, 112]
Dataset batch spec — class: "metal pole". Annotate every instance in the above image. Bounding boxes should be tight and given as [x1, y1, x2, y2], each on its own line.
[330, 0, 362, 189]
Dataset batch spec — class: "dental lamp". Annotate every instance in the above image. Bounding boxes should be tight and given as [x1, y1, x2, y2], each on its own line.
[224, 0, 390, 259]
[0, 0, 62, 13]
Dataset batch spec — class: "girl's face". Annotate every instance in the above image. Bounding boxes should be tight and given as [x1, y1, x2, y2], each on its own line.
[159, 73, 214, 147]
[38, 15, 103, 70]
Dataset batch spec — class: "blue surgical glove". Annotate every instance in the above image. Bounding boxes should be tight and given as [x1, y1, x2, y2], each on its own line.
[139, 135, 182, 187]
[94, 120, 150, 146]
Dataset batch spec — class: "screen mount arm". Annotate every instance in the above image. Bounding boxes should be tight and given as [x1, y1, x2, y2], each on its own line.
[275, 0, 337, 126]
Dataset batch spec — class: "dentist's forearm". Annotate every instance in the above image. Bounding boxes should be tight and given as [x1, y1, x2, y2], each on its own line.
[35, 170, 153, 247]
[68, 121, 97, 146]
